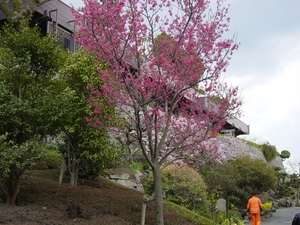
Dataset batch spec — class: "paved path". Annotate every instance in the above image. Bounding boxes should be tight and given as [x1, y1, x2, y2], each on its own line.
[244, 207, 300, 225]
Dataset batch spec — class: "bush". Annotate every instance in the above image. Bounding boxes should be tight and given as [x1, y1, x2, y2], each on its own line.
[78, 164, 101, 180]
[216, 210, 244, 224]
[130, 159, 151, 172]
[290, 188, 297, 196]
[144, 164, 208, 211]
[78, 145, 123, 180]
[165, 201, 219, 225]
[228, 189, 250, 209]
[262, 202, 272, 212]
[40, 148, 62, 169]
[260, 143, 278, 162]
[221, 217, 244, 225]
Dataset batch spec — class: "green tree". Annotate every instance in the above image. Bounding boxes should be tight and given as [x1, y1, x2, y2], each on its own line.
[228, 157, 277, 193]
[59, 50, 122, 185]
[0, 24, 68, 204]
[0, 0, 46, 30]
[200, 156, 278, 207]
[200, 162, 238, 193]
[0, 135, 43, 204]
[280, 150, 290, 160]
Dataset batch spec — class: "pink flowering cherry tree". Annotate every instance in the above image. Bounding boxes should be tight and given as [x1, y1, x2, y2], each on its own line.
[194, 136, 261, 166]
[215, 136, 261, 162]
[73, 0, 242, 224]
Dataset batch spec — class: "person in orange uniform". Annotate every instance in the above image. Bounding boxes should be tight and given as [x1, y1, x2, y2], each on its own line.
[247, 192, 263, 225]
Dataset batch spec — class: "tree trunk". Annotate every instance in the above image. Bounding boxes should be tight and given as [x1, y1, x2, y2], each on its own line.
[59, 157, 66, 185]
[0, 186, 10, 204]
[67, 139, 79, 186]
[70, 171, 76, 186]
[69, 161, 79, 186]
[5, 168, 25, 205]
[153, 166, 164, 225]
[8, 175, 22, 205]
[74, 170, 78, 186]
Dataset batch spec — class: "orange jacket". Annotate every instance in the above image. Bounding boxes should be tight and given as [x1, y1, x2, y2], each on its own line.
[247, 196, 262, 214]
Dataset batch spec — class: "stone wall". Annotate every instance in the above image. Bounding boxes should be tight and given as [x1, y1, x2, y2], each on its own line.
[268, 156, 286, 172]
[103, 166, 148, 192]
[231, 139, 286, 172]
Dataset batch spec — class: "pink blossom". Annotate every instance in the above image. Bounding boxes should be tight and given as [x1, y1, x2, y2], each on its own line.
[74, 2, 242, 220]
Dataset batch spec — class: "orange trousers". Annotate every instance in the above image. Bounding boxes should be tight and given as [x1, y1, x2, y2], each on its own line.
[250, 213, 261, 225]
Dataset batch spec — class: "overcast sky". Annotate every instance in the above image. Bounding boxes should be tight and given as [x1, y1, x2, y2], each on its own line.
[223, 0, 300, 173]
[69, 0, 300, 173]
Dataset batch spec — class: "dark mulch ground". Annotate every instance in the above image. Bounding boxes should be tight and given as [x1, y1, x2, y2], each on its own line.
[0, 170, 196, 225]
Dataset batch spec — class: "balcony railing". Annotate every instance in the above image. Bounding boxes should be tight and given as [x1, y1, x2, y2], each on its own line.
[47, 21, 77, 52]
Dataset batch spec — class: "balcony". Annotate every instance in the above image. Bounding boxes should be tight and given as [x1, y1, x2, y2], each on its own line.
[47, 21, 77, 51]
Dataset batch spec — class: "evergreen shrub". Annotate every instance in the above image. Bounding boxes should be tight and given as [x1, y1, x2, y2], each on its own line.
[40, 148, 62, 169]
[144, 164, 208, 211]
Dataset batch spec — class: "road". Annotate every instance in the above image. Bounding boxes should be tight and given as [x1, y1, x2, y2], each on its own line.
[244, 207, 300, 225]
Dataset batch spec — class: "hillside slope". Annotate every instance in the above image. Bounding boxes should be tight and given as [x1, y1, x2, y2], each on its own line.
[0, 169, 205, 225]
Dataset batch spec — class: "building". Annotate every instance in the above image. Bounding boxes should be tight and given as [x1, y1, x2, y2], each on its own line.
[0, 0, 77, 51]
